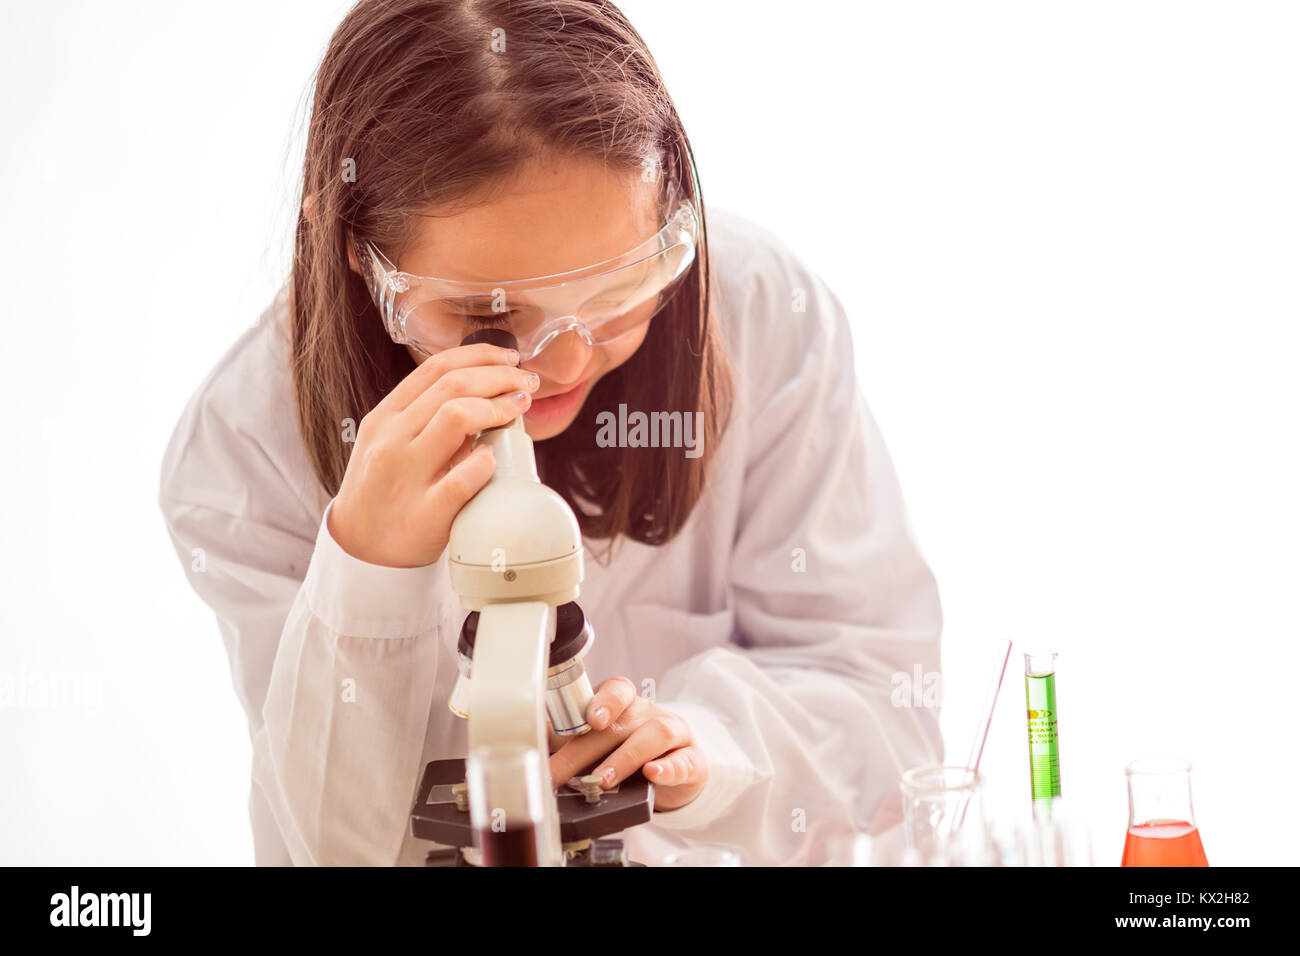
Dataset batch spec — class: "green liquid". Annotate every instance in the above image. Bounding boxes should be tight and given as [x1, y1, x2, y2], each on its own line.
[1025, 671, 1061, 805]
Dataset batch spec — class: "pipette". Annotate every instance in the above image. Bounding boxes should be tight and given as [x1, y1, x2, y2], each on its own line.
[947, 639, 1012, 838]
[966, 638, 1013, 774]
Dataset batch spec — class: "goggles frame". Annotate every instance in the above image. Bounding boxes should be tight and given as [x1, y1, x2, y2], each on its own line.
[352, 184, 700, 360]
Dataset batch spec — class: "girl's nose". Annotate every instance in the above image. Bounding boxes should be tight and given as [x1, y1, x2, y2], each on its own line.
[525, 327, 593, 385]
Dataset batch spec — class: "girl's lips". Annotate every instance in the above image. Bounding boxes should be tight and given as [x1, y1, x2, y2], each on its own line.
[524, 378, 590, 424]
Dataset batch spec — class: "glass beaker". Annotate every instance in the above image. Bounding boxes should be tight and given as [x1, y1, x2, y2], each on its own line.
[899, 765, 993, 865]
[993, 797, 1095, 866]
[466, 743, 546, 867]
[663, 844, 743, 867]
[1120, 757, 1208, 867]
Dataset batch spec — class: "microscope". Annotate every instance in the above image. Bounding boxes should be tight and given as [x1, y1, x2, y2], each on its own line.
[409, 329, 653, 866]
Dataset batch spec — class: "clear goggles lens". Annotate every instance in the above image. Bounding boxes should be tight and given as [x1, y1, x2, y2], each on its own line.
[356, 196, 699, 361]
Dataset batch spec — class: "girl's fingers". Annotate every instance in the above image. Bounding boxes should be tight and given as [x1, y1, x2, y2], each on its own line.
[545, 677, 641, 785]
[590, 713, 691, 789]
[381, 343, 520, 413]
[586, 676, 639, 732]
[546, 724, 567, 755]
[442, 434, 476, 474]
[398, 363, 539, 437]
[411, 390, 533, 467]
[424, 443, 496, 520]
[548, 724, 626, 788]
[644, 746, 705, 788]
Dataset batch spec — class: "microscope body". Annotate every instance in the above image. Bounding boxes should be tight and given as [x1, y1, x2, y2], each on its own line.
[413, 329, 651, 866]
[446, 414, 583, 867]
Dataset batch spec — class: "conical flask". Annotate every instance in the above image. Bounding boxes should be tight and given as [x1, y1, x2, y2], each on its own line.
[1121, 757, 1208, 866]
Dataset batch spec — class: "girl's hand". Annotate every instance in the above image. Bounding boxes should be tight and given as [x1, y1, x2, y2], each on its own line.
[328, 343, 540, 568]
[548, 677, 708, 812]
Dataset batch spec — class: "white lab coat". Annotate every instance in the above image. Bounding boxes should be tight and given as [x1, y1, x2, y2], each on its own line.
[158, 208, 944, 866]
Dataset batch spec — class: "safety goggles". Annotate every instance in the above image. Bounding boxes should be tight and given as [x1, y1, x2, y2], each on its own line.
[354, 188, 700, 362]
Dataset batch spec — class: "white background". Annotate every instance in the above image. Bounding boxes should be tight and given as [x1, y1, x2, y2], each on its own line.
[1, 1, 1295, 866]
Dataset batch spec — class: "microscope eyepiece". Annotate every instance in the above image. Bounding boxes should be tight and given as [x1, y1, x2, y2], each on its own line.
[461, 328, 519, 351]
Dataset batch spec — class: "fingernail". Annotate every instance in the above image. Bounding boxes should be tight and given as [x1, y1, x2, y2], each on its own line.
[525, 372, 540, 391]
[647, 762, 662, 777]
[592, 707, 608, 726]
[513, 390, 531, 406]
[599, 767, 615, 786]
[507, 349, 520, 364]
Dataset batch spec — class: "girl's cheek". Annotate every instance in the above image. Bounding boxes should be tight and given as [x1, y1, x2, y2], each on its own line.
[601, 325, 650, 373]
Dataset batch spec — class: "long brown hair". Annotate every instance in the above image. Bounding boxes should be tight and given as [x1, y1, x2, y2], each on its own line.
[291, 0, 732, 551]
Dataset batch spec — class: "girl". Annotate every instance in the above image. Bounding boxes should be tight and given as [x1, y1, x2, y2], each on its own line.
[160, 0, 943, 866]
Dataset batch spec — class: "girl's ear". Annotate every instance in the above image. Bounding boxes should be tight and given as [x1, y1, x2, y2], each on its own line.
[304, 191, 363, 275]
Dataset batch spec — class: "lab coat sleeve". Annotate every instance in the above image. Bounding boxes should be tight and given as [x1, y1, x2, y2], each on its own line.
[162, 492, 447, 866]
[251, 502, 447, 866]
[649, 278, 944, 865]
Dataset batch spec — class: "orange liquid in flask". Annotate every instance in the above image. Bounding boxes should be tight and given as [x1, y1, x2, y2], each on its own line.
[1121, 820, 1208, 867]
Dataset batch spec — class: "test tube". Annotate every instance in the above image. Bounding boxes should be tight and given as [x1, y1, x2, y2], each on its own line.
[1024, 650, 1061, 813]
